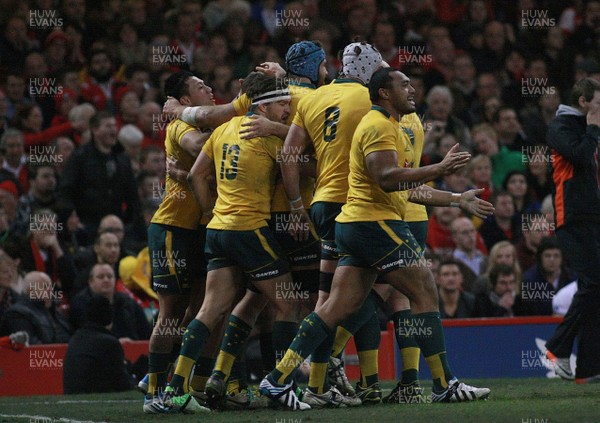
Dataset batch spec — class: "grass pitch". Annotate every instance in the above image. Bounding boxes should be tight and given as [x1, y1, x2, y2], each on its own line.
[1, 378, 598, 423]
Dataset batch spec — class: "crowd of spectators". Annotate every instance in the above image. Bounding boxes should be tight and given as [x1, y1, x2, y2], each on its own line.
[0, 0, 599, 345]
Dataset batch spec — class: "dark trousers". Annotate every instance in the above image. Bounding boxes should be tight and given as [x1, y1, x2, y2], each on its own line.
[546, 222, 600, 378]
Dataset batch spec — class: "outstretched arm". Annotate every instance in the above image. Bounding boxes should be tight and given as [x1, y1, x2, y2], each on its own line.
[366, 143, 471, 192]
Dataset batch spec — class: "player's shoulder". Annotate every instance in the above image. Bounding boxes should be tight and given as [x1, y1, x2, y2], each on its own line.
[360, 108, 395, 128]
[356, 109, 398, 138]
[289, 82, 316, 98]
[213, 114, 244, 136]
[167, 119, 197, 137]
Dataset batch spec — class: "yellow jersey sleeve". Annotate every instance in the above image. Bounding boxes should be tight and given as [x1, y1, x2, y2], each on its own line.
[151, 120, 203, 230]
[336, 108, 408, 223]
[202, 131, 215, 159]
[399, 113, 428, 222]
[232, 93, 252, 115]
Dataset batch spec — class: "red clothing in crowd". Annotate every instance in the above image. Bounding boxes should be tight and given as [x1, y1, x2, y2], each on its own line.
[24, 122, 74, 147]
[427, 213, 488, 257]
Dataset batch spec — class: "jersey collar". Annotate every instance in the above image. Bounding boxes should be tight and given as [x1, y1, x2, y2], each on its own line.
[371, 105, 399, 124]
[289, 81, 316, 89]
[333, 78, 363, 85]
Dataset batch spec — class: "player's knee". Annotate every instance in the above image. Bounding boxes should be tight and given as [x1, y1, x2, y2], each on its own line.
[273, 298, 300, 321]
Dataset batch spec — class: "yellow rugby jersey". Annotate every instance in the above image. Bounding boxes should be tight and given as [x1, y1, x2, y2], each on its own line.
[400, 113, 428, 222]
[203, 114, 282, 230]
[336, 106, 410, 223]
[232, 93, 252, 115]
[271, 81, 316, 212]
[292, 79, 371, 204]
[152, 119, 202, 230]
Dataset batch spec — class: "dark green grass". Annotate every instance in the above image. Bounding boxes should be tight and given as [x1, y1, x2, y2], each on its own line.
[1, 379, 598, 423]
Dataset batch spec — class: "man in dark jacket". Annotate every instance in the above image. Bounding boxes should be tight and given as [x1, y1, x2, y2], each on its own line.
[63, 295, 134, 394]
[70, 263, 150, 340]
[57, 111, 141, 244]
[473, 264, 518, 317]
[519, 236, 576, 316]
[0, 271, 71, 344]
[545, 78, 600, 383]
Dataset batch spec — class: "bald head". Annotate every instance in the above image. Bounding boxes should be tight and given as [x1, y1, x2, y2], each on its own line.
[99, 215, 125, 242]
[451, 217, 477, 252]
[25, 271, 55, 307]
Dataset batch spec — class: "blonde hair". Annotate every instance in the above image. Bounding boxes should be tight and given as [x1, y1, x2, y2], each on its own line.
[471, 123, 498, 140]
[485, 241, 522, 292]
[466, 154, 492, 180]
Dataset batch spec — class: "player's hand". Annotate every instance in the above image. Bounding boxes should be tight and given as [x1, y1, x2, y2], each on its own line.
[256, 62, 286, 78]
[166, 155, 188, 182]
[240, 115, 275, 139]
[439, 143, 471, 175]
[162, 96, 184, 119]
[458, 188, 495, 219]
[289, 207, 312, 242]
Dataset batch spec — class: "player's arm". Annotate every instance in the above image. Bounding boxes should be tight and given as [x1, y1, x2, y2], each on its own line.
[163, 98, 237, 128]
[366, 143, 470, 192]
[180, 129, 212, 158]
[406, 185, 494, 219]
[166, 130, 212, 182]
[166, 156, 188, 183]
[240, 116, 289, 140]
[255, 62, 286, 78]
[299, 155, 317, 178]
[281, 123, 313, 241]
[366, 146, 493, 219]
[187, 151, 215, 213]
[281, 123, 311, 206]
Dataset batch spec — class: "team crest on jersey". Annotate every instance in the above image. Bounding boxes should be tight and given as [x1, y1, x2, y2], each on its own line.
[403, 158, 413, 168]
[401, 127, 415, 146]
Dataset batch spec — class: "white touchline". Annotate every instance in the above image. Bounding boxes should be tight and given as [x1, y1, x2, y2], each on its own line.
[1, 399, 137, 405]
[0, 414, 109, 423]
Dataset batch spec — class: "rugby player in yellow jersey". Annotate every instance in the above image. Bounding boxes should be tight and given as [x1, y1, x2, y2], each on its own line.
[143, 72, 215, 414]
[325, 111, 432, 403]
[160, 73, 312, 412]
[281, 41, 389, 404]
[203, 41, 355, 409]
[381, 110, 430, 403]
[261, 67, 493, 408]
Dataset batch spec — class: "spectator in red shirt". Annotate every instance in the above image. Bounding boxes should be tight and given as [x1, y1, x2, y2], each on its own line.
[80, 49, 120, 112]
[136, 101, 164, 149]
[50, 88, 79, 128]
[44, 30, 71, 74]
[467, 155, 493, 203]
[14, 104, 81, 148]
[427, 206, 487, 258]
